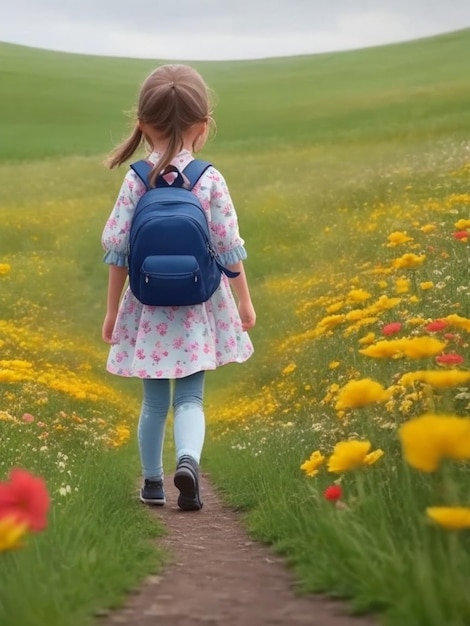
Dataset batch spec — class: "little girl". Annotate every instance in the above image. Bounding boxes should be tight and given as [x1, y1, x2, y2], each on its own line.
[101, 64, 256, 511]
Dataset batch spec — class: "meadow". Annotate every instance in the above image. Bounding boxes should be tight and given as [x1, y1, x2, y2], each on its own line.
[1, 28, 470, 625]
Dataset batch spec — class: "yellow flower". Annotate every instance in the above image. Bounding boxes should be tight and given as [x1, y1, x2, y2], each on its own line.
[420, 281, 434, 290]
[399, 370, 470, 388]
[344, 317, 378, 336]
[326, 301, 344, 314]
[0, 411, 17, 422]
[345, 309, 366, 322]
[420, 224, 436, 234]
[0, 264, 11, 276]
[359, 340, 403, 358]
[398, 337, 446, 358]
[314, 314, 346, 335]
[445, 314, 470, 332]
[455, 219, 470, 230]
[364, 449, 385, 466]
[399, 413, 470, 472]
[335, 378, 390, 411]
[0, 516, 28, 552]
[0, 369, 34, 384]
[0, 359, 33, 370]
[367, 266, 393, 276]
[374, 295, 401, 311]
[408, 317, 426, 326]
[392, 253, 426, 270]
[360, 337, 445, 360]
[281, 363, 297, 376]
[329, 361, 340, 369]
[386, 231, 414, 247]
[108, 424, 131, 448]
[300, 450, 326, 477]
[358, 332, 376, 345]
[348, 289, 371, 302]
[395, 277, 410, 294]
[328, 440, 383, 473]
[426, 507, 470, 530]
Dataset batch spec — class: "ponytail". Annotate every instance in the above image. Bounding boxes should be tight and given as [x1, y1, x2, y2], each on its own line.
[105, 124, 143, 169]
[147, 128, 183, 188]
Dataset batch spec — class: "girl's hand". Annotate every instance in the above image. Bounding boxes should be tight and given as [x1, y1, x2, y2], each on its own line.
[102, 312, 117, 344]
[238, 300, 256, 331]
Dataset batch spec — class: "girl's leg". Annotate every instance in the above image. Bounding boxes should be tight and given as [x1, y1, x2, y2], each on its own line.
[138, 378, 171, 480]
[173, 371, 205, 511]
[173, 370, 206, 462]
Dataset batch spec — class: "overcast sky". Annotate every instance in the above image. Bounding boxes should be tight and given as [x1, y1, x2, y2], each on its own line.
[1, 1, 470, 60]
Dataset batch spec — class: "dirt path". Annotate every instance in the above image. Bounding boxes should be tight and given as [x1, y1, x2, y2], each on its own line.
[101, 473, 377, 626]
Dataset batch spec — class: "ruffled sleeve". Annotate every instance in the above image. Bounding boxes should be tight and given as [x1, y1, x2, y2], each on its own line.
[101, 170, 146, 267]
[218, 245, 247, 266]
[206, 168, 248, 264]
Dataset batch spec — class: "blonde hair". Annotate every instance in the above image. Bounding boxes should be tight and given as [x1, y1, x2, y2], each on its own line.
[106, 64, 214, 186]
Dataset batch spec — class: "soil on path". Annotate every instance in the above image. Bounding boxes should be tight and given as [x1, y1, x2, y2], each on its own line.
[102, 473, 377, 626]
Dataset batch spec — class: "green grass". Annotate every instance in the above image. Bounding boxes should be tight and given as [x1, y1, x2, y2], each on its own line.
[1, 29, 470, 160]
[1, 28, 470, 625]
[0, 444, 162, 626]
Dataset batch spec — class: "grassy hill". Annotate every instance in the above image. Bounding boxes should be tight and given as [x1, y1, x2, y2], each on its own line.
[1, 29, 470, 160]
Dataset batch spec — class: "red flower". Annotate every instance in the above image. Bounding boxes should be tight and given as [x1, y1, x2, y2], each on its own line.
[453, 231, 469, 240]
[324, 485, 343, 502]
[436, 353, 464, 366]
[382, 322, 402, 336]
[0, 469, 50, 532]
[425, 320, 448, 333]
[443, 333, 458, 341]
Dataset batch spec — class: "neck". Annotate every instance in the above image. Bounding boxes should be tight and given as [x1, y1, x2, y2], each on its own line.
[151, 142, 192, 154]
[139, 121, 206, 154]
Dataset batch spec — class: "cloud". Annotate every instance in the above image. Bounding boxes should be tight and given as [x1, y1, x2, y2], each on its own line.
[0, 1, 469, 59]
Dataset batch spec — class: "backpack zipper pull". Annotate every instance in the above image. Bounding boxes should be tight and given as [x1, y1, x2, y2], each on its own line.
[208, 244, 216, 258]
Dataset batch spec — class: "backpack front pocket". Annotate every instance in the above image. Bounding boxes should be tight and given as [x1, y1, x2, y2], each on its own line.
[139, 255, 203, 306]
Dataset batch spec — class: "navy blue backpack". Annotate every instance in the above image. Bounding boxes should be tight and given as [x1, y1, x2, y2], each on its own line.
[128, 159, 239, 307]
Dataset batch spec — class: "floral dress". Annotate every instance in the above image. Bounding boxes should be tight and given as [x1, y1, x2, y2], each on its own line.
[101, 149, 254, 378]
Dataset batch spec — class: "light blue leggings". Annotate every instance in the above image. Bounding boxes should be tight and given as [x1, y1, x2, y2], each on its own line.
[137, 371, 205, 480]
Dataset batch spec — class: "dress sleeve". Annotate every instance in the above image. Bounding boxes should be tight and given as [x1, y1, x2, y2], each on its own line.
[206, 168, 248, 265]
[101, 170, 145, 267]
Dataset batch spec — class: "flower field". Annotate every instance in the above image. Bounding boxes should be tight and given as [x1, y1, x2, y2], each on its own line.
[0, 157, 161, 625]
[205, 158, 470, 625]
[2, 30, 470, 625]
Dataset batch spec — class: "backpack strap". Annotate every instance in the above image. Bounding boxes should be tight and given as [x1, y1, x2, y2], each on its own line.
[182, 160, 212, 190]
[183, 160, 239, 278]
[130, 159, 211, 191]
[216, 259, 240, 279]
[129, 160, 152, 190]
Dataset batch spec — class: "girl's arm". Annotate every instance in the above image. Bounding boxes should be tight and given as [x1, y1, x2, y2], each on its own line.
[102, 265, 128, 343]
[227, 261, 256, 331]
[204, 167, 256, 331]
[101, 171, 143, 344]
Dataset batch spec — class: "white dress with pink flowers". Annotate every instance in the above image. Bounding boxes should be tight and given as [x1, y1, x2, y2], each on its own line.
[101, 150, 254, 379]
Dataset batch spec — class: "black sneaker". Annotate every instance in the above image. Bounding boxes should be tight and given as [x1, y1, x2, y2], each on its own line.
[140, 478, 166, 505]
[173, 456, 203, 511]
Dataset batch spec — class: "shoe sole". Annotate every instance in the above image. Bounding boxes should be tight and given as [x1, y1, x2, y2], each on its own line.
[173, 468, 203, 511]
[139, 494, 166, 506]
